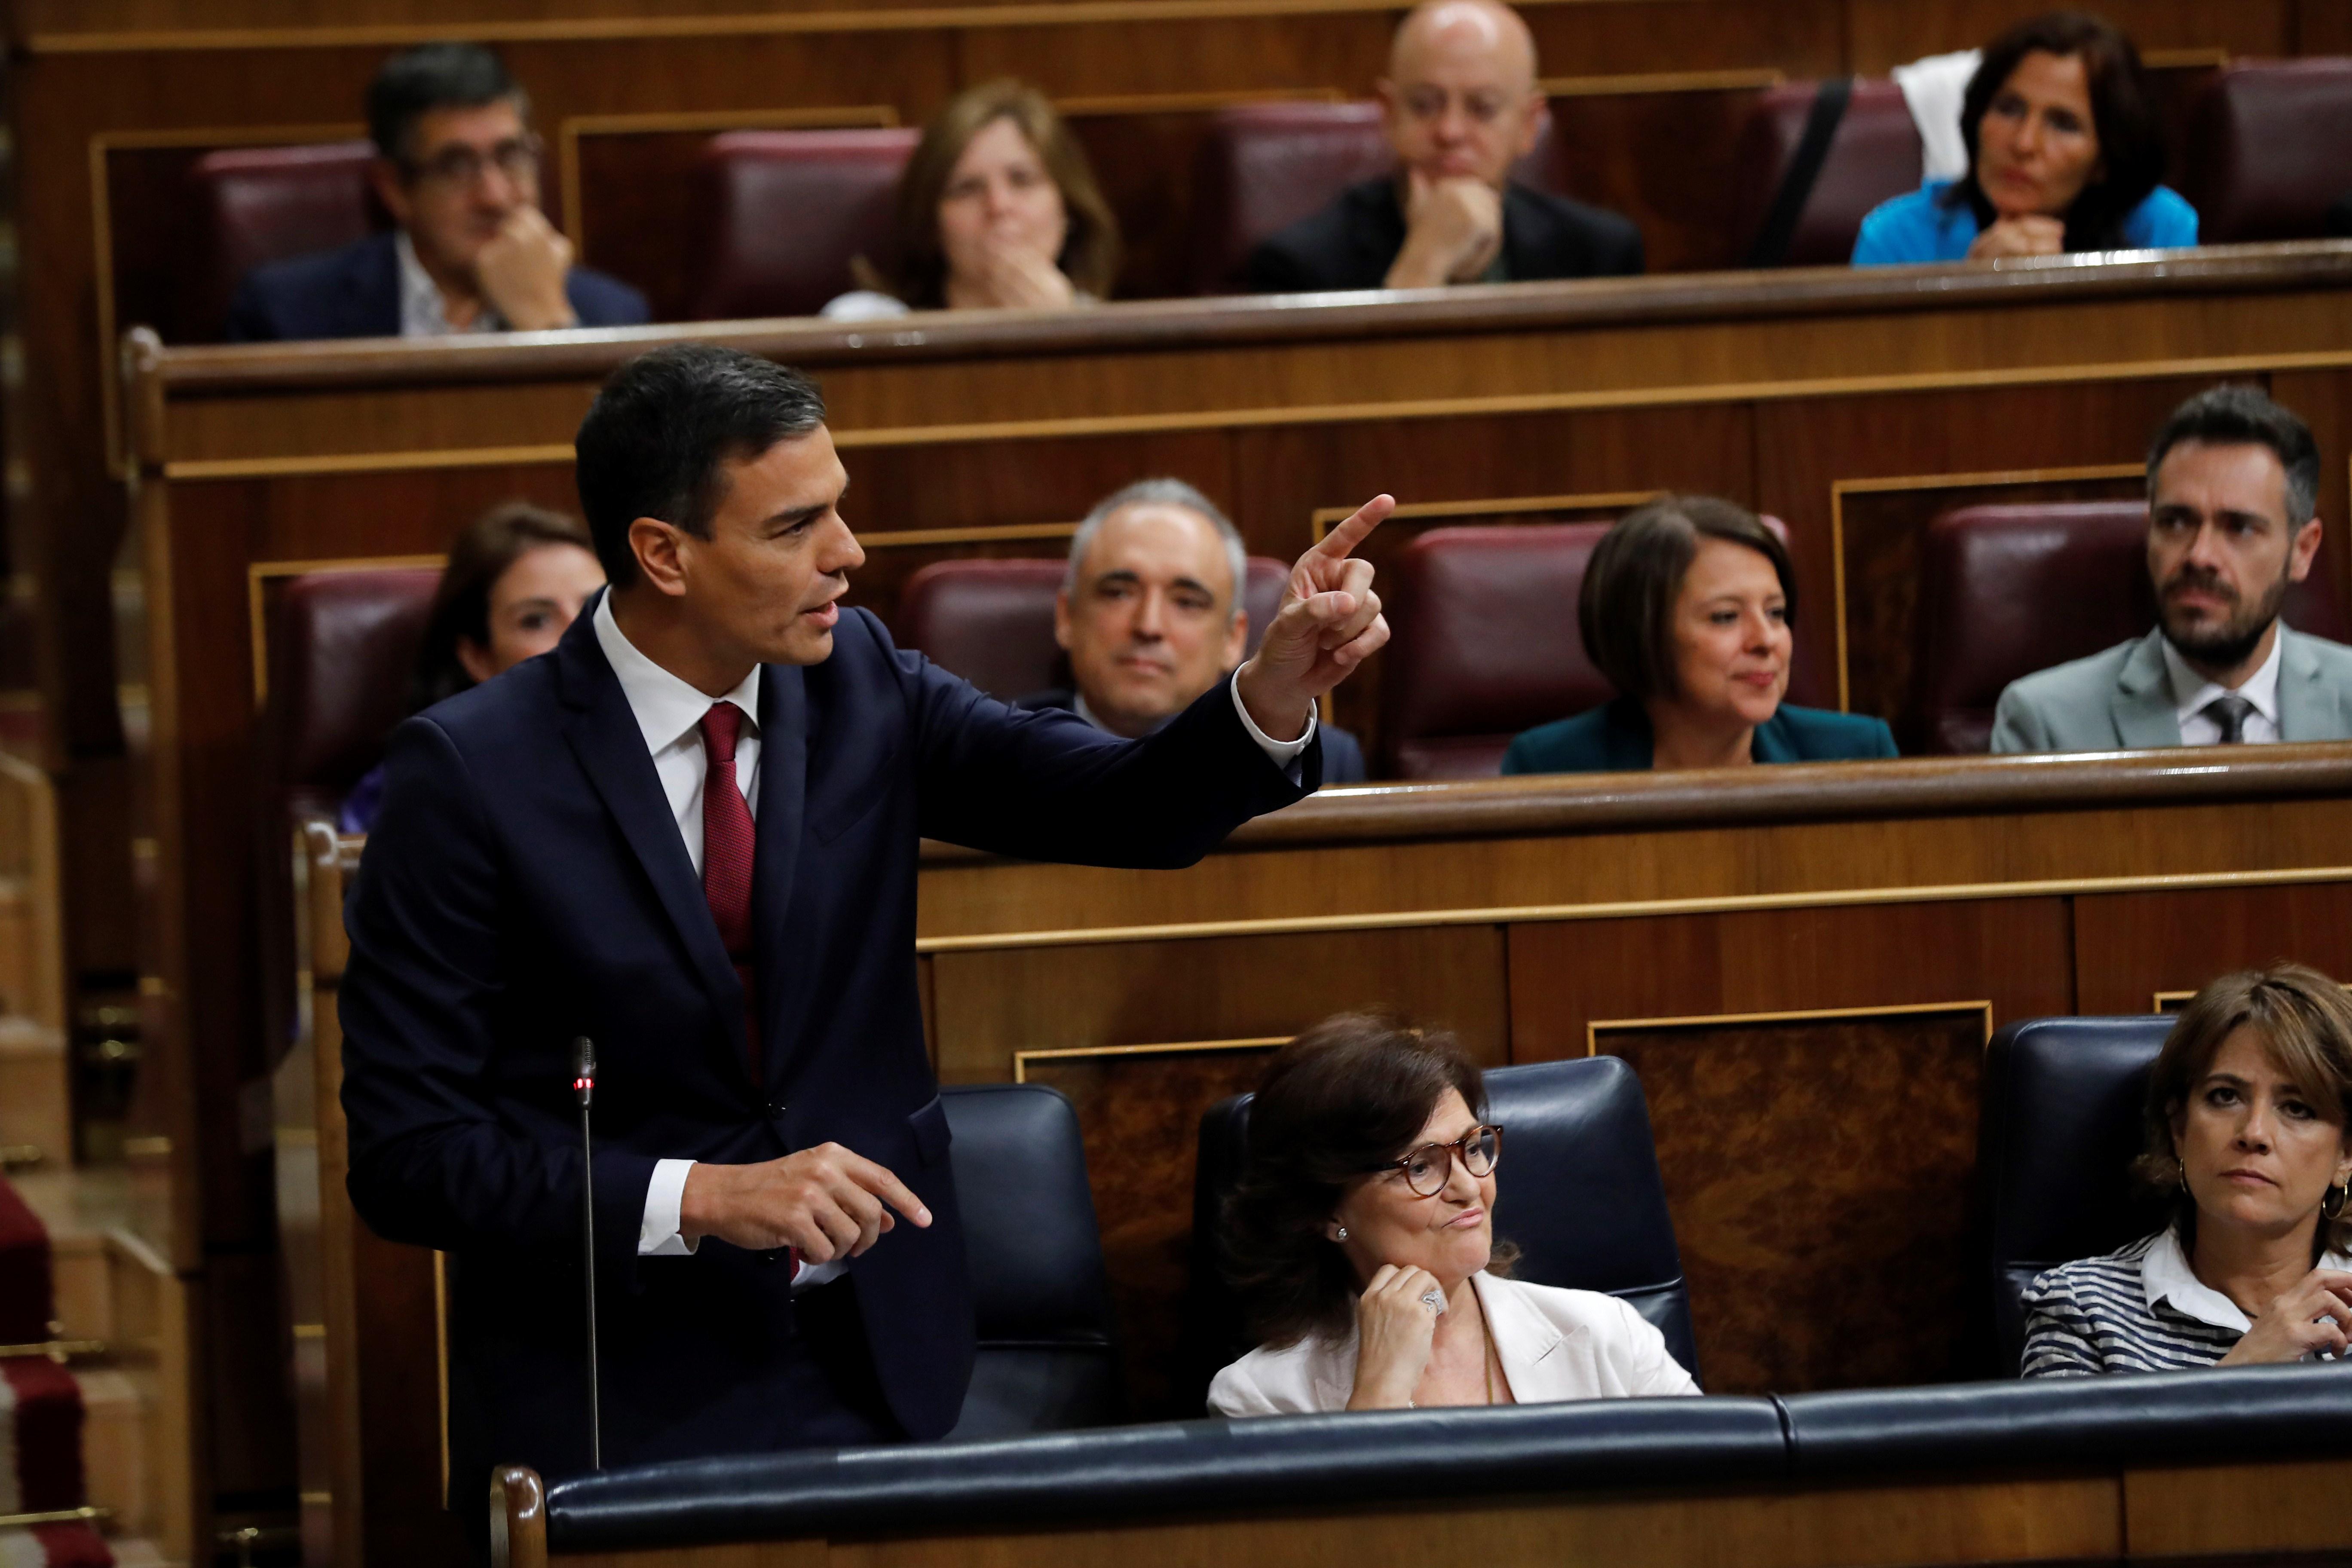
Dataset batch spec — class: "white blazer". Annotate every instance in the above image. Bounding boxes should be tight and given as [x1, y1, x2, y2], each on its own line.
[1207, 1271, 1700, 1416]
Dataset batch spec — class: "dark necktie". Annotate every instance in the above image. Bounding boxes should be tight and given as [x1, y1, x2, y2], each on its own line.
[2201, 693, 2257, 745]
[698, 703, 759, 1076]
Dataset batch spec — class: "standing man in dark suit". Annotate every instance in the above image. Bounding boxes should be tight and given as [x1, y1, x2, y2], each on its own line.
[1243, 0, 1643, 294]
[1020, 478, 1371, 783]
[338, 345, 1393, 1507]
[226, 43, 648, 341]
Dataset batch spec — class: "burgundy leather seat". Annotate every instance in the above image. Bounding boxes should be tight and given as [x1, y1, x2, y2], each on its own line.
[2185, 59, 2352, 243]
[263, 567, 444, 820]
[683, 129, 921, 320]
[181, 141, 383, 342]
[1907, 500, 2352, 756]
[1730, 79, 1922, 266]
[1187, 101, 1560, 294]
[896, 556, 1290, 701]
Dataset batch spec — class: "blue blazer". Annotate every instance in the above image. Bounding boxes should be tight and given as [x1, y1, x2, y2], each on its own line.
[1015, 686, 1369, 784]
[1501, 698, 1898, 774]
[224, 231, 649, 341]
[338, 606, 1313, 1483]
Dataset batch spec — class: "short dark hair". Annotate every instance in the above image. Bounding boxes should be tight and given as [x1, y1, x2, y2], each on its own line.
[1578, 496, 1797, 704]
[2133, 964, 2352, 1261]
[2146, 384, 2321, 527]
[411, 500, 594, 711]
[366, 42, 528, 164]
[573, 345, 829, 589]
[1948, 11, 2164, 251]
[1219, 1015, 1512, 1349]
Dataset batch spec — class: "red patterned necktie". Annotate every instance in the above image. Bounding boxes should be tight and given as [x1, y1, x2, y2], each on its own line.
[698, 703, 760, 1078]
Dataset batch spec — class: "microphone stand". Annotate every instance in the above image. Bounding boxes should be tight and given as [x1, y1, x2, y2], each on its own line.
[573, 1036, 603, 1470]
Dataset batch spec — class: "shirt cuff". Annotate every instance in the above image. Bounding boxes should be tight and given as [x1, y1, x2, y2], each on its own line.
[639, 1158, 701, 1256]
[1229, 670, 1316, 772]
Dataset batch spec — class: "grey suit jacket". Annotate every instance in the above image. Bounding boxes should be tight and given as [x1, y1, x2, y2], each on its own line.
[1990, 625, 2352, 753]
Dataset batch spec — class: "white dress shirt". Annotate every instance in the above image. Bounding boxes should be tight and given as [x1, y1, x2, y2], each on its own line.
[2162, 626, 2284, 746]
[1207, 1271, 1698, 1415]
[396, 231, 505, 337]
[600, 594, 1311, 1274]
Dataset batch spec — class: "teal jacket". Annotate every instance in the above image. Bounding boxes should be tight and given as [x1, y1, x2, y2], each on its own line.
[1501, 698, 1899, 775]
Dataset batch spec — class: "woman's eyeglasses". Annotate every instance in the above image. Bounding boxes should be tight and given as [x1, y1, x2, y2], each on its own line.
[1375, 1124, 1503, 1197]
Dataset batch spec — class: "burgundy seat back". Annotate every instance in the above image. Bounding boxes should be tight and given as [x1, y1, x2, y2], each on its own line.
[683, 128, 922, 320]
[1187, 101, 1560, 294]
[181, 141, 383, 341]
[1908, 500, 2352, 756]
[896, 555, 1290, 701]
[1730, 79, 1922, 266]
[2186, 60, 2352, 243]
[264, 568, 443, 816]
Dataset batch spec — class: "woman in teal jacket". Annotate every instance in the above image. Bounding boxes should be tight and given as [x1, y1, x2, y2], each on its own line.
[1502, 497, 1895, 775]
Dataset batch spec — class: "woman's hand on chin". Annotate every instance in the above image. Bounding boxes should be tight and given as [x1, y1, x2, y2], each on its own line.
[1345, 1263, 1446, 1410]
[2217, 1267, 2352, 1365]
[1966, 214, 2065, 260]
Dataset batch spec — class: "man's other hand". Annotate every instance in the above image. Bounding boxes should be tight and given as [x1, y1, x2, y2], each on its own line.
[477, 205, 579, 331]
[679, 1143, 932, 1262]
[1235, 494, 1395, 741]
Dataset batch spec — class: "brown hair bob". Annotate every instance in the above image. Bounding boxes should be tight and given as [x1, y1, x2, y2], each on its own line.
[2133, 963, 2352, 1260]
[861, 80, 1121, 308]
[1577, 496, 1796, 704]
[411, 500, 594, 711]
[1219, 1015, 1512, 1349]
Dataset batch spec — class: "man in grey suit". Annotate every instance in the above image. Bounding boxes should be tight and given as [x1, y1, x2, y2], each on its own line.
[1994, 386, 2352, 752]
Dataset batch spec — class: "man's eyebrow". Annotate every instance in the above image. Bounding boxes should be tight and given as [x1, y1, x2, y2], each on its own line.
[765, 499, 831, 529]
[1090, 569, 1142, 587]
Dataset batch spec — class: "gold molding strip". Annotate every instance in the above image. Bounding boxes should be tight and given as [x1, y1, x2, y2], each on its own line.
[2152, 990, 2193, 1013]
[1586, 998, 1994, 1056]
[246, 554, 444, 709]
[859, 521, 1079, 548]
[30, 0, 1726, 54]
[0, 1337, 106, 1361]
[166, 443, 574, 481]
[556, 104, 900, 253]
[1309, 489, 1660, 540]
[1056, 87, 1345, 116]
[0, 1507, 109, 1529]
[1827, 462, 2145, 714]
[1540, 68, 1783, 97]
[1013, 1034, 1289, 1082]
[913, 862, 2352, 954]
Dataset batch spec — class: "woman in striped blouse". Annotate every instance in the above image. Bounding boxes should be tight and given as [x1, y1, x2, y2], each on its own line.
[2023, 965, 2352, 1376]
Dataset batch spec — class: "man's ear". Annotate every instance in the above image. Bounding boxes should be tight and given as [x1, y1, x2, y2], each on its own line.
[368, 157, 414, 231]
[1053, 588, 1075, 652]
[2288, 516, 2324, 583]
[628, 516, 691, 597]
[1222, 606, 1250, 671]
[1516, 92, 1550, 161]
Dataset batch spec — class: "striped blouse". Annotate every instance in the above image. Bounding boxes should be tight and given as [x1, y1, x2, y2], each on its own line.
[2021, 1227, 2352, 1376]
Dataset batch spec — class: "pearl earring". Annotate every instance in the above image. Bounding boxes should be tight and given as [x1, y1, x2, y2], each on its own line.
[1335, 1226, 1348, 1240]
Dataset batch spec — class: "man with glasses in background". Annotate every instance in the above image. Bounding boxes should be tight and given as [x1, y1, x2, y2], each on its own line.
[227, 43, 649, 341]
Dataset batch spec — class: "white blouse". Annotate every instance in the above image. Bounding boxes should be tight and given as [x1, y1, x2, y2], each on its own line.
[1208, 1271, 1700, 1416]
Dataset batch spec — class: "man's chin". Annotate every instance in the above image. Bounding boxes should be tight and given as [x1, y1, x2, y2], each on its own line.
[767, 627, 835, 667]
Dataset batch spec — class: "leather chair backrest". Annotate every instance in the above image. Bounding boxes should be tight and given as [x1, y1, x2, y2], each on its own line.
[2186, 59, 2352, 243]
[1185, 1056, 1697, 1412]
[181, 141, 383, 342]
[263, 567, 443, 817]
[682, 128, 921, 321]
[895, 554, 1290, 701]
[1730, 79, 1922, 266]
[1187, 101, 1559, 294]
[1977, 1015, 2177, 1375]
[1906, 500, 2352, 755]
[942, 1083, 1123, 1436]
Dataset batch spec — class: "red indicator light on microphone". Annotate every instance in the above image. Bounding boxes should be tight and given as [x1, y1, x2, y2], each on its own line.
[573, 1076, 593, 1091]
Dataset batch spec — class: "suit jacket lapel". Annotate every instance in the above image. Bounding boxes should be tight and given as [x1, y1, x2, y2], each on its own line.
[752, 663, 809, 1080]
[553, 618, 745, 1047]
[2110, 630, 2183, 749]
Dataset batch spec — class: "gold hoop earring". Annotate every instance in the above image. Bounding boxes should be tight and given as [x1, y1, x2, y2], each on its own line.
[2324, 1179, 2350, 1222]
[2176, 1158, 2188, 1190]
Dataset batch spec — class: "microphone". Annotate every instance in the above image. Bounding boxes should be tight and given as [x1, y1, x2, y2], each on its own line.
[573, 1036, 603, 1471]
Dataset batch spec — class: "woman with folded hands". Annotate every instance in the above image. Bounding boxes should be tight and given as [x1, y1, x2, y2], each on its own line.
[822, 80, 1122, 320]
[1500, 496, 1895, 775]
[1208, 1014, 1697, 1415]
[1853, 11, 2194, 266]
[2023, 964, 2352, 1375]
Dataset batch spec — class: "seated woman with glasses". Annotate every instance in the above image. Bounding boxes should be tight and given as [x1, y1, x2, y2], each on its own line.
[2023, 963, 2352, 1376]
[1209, 1014, 1697, 1415]
[1501, 496, 1896, 774]
[822, 80, 1121, 321]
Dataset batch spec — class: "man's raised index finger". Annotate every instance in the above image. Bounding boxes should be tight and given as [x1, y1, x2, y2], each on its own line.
[845, 1153, 933, 1226]
[1314, 495, 1396, 560]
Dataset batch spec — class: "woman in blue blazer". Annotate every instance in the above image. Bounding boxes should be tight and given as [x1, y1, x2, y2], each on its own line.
[1853, 13, 2194, 267]
[1502, 497, 1895, 775]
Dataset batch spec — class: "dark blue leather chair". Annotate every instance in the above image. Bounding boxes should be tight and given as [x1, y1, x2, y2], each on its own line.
[941, 1084, 1121, 1436]
[1977, 1014, 2177, 1375]
[1185, 1056, 1697, 1412]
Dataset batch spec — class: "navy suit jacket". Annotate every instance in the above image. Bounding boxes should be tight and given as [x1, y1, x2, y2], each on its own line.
[1015, 686, 1369, 784]
[1243, 176, 1645, 294]
[224, 231, 649, 341]
[1501, 698, 1898, 774]
[339, 605, 1314, 1483]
